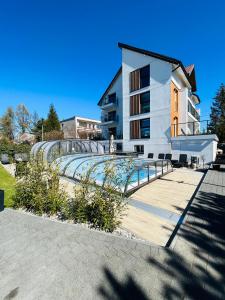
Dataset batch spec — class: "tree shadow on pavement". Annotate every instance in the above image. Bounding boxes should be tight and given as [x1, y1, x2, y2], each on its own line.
[98, 179, 225, 299]
[98, 267, 149, 300]
[149, 189, 225, 299]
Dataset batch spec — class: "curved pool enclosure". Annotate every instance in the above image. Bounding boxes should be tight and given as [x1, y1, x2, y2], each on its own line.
[31, 139, 104, 163]
[31, 140, 173, 193]
[52, 153, 172, 193]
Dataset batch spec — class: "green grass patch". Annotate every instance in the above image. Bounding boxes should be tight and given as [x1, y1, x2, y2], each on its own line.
[0, 164, 15, 207]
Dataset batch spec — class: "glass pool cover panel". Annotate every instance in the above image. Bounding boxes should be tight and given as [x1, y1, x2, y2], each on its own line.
[64, 155, 111, 178]
[89, 157, 130, 185]
[52, 153, 172, 193]
[54, 154, 91, 174]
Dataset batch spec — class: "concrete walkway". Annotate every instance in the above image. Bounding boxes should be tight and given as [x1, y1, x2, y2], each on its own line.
[0, 168, 225, 299]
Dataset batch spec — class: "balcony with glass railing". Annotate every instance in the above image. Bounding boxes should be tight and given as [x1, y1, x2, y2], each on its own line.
[100, 112, 118, 126]
[188, 101, 200, 121]
[171, 120, 210, 137]
[100, 94, 118, 110]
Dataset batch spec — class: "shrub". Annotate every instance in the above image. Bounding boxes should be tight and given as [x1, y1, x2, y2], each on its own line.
[15, 162, 29, 177]
[44, 130, 64, 141]
[13, 155, 130, 233]
[0, 138, 31, 162]
[13, 156, 67, 215]
[67, 160, 130, 232]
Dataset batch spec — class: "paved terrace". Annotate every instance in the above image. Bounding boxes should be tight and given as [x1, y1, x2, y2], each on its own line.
[0, 168, 225, 299]
[122, 168, 203, 245]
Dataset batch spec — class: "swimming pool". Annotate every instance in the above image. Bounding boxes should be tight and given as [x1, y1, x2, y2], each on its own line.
[53, 153, 172, 193]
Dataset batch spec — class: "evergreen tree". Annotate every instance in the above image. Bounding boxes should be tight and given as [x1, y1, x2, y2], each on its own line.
[0, 107, 15, 140]
[31, 116, 44, 142]
[209, 84, 225, 142]
[45, 104, 61, 132]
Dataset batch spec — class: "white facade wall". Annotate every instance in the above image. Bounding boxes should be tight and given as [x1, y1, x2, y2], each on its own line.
[121, 49, 172, 157]
[61, 117, 101, 139]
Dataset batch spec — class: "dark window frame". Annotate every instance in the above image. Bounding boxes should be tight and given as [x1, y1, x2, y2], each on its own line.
[130, 118, 150, 140]
[140, 118, 150, 139]
[130, 91, 150, 116]
[108, 111, 116, 122]
[140, 91, 150, 114]
[130, 65, 150, 92]
[134, 145, 144, 154]
[107, 92, 117, 104]
[140, 65, 150, 89]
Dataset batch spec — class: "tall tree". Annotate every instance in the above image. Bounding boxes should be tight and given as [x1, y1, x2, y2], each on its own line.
[209, 84, 225, 142]
[45, 104, 61, 132]
[15, 104, 31, 134]
[32, 118, 45, 141]
[30, 111, 39, 132]
[0, 107, 15, 140]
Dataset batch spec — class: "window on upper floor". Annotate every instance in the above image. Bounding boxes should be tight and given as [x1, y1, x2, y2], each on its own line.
[140, 65, 150, 89]
[140, 91, 150, 114]
[130, 65, 150, 92]
[108, 93, 117, 104]
[130, 118, 150, 139]
[130, 91, 150, 116]
[140, 118, 150, 138]
[108, 111, 116, 122]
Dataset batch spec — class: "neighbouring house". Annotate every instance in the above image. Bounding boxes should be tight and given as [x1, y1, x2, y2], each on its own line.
[98, 42, 218, 162]
[60, 116, 101, 139]
[19, 132, 36, 144]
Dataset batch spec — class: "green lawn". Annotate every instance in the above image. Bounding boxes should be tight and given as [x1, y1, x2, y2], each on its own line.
[0, 164, 15, 207]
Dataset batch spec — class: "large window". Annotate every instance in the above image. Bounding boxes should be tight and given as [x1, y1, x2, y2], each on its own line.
[108, 111, 116, 121]
[130, 118, 150, 139]
[130, 65, 150, 92]
[108, 93, 116, 104]
[140, 118, 150, 138]
[140, 91, 150, 114]
[140, 65, 150, 89]
[130, 91, 150, 116]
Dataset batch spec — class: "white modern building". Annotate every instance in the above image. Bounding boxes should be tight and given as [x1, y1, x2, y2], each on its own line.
[60, 116, 101, 139]
[98, 43, 218, 163]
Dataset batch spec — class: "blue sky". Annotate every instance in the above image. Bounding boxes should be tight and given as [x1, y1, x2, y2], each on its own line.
[0, 0, 224, 121]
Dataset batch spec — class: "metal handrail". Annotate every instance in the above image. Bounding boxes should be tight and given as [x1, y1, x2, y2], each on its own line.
[124, 159, 173, 194]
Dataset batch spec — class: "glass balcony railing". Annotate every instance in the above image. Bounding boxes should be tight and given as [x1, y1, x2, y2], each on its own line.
[101, 115, 118, 123]
[171, 120, 210, 137]
[188, 101, 200, 121]
[101, 95, 118, 107]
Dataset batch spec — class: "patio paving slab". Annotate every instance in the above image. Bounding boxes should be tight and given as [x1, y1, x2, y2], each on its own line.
[122, 168, 203, 245]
